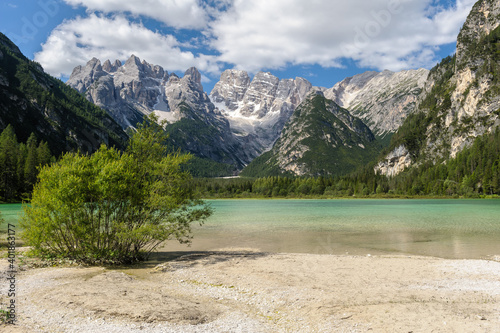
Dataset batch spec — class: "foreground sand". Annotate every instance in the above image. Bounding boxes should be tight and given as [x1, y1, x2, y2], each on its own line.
[1, 250, 500, 332]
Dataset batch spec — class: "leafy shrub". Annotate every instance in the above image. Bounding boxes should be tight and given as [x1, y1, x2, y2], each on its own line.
[21, 115, 212, 264]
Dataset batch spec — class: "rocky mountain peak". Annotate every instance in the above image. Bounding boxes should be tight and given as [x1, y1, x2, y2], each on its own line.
[117, 55, 146, 81]
[209, 69, 313, 156]
[88, 57, 102, 70]
[210, 69, 251, 110]
[102, 59, 114, 72]
[457, 0, 500, 67]
[210, 70, 312, 122]
[184, 67, 201, 83]
[182, 67, 203, 92]
[124, 54, 142, 68]
[239, 71, 280, 117]
[293, 77, 313, 96]
[68, 57, 107, 93]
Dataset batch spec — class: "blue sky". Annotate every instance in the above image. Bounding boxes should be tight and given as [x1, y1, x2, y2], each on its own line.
[0, 0, 476, 92]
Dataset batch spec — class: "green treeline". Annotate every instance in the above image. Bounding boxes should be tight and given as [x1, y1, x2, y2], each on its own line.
[0, 125, 54, 202]
[193, 172, 394, 198]
[193, 128, 500, 199]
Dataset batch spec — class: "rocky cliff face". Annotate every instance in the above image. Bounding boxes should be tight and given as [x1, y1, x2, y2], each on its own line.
[456, 0, 500, 67]
[210, 70, 313, 154]
[242, 92, 380, 177]
[374, 145, 412, 177]
[68, 56, 224, 128]
[323, 69, 429, 138]
[68, 55, 169, 128]
[376, 0, 500, 177]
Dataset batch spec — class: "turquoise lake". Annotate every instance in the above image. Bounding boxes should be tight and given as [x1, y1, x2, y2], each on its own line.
[3, 199, 500, 259]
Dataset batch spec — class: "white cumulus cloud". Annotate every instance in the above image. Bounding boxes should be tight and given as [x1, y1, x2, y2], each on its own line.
[63, 0, 209, 29]
[36, 0, 477, 80]
[34, 14, 220, 77]
[208, 0, 476, 72]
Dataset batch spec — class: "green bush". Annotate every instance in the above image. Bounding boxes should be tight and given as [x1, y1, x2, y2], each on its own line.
[21, 115, 212, 264]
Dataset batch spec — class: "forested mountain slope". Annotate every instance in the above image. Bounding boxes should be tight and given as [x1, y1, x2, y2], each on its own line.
[0, 33, 127, 156]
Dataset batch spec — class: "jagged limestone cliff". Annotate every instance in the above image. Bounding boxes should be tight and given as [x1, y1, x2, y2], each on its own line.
[67, 56, 253, 172]
[323, 69, 429, 142]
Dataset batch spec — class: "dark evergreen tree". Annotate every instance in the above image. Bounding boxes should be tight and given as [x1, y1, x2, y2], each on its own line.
[0, 125, 20, 201]
[0, 126, 54, 201]
[24, 133, 38, 192]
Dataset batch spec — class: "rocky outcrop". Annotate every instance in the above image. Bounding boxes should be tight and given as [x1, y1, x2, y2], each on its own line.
[374, 145, 412, 177]
[323, 69, 429, 138]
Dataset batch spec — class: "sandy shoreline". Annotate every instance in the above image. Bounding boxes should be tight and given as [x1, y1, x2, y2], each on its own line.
[1, 250, 500, 332]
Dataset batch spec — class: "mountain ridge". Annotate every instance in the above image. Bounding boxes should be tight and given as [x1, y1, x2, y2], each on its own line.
[67, 56, 427, 174]
[210, 69, 314, 156]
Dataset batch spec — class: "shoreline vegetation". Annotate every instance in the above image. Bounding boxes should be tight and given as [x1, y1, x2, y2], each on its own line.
[191, 128, 500, 200]
[2, 192, 500, 205]
[197, 190, 500, 200]
[1, 191, 500, 206]
[2, 194, 500, 207]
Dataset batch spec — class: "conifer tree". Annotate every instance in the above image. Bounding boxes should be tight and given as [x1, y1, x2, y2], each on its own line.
[0, 125, 20, 201]
[24, 133, 38, 192]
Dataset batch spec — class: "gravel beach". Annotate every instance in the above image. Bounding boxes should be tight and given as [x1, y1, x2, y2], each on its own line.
[1, 250, 500, 332]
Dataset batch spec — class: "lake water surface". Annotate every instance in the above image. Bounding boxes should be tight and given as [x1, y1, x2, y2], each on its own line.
[3, 199, 500, 259]
[163, 199, 500, 259]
